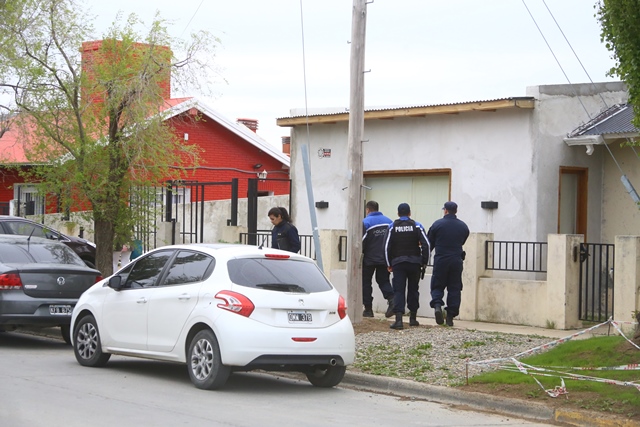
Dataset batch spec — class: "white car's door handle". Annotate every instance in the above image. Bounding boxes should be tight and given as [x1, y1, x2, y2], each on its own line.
[178, 293, 191, 301]
[137, 297, 148, 304]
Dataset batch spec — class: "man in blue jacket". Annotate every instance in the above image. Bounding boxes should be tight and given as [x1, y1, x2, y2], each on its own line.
[362, 201, 394, 318]
[385, 203, 430, 330]
[427, 201, 470, 327]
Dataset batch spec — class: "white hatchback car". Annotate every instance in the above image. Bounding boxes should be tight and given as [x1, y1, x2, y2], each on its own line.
[70, 244, 355, 390]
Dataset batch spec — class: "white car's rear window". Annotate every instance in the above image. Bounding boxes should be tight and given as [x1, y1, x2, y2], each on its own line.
[227, 258, 333, 293]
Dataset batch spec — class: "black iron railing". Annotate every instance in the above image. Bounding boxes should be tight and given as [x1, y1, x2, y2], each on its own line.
[579, 243, 614, 322]
[485, 240, 547, 272]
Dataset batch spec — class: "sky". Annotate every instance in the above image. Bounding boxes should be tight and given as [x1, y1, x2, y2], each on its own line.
[87, 0, 618, 150]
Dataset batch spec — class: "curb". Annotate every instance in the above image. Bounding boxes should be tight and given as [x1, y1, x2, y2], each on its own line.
[15, 326, 63, 341]
[340, 371, 554, 421]
[340, 371, 639, 427]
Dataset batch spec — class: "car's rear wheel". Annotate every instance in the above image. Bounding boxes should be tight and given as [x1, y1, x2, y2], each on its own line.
[60, 325, 71, 345]
[305, 365, 346, 387]
[187, 330, 230, 390]
[73, 315, 110, 367]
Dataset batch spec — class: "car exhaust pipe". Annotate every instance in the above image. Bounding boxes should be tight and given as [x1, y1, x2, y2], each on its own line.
[329, 358, 337, 366]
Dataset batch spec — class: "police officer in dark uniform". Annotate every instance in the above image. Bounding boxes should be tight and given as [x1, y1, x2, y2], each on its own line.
[384, 203, 430, 330]
[427, 201, 470, 327]
[362, 200, 394, 318]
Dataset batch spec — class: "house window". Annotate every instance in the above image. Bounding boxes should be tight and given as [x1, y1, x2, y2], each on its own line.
[13, 184, 45, 216]
[151, 187, 192, 205]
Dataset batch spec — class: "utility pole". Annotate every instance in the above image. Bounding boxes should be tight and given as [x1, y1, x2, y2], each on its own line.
[346, 0, 367, 323]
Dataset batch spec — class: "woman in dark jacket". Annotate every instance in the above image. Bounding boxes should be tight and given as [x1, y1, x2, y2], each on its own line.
[268, 207, 301, 253]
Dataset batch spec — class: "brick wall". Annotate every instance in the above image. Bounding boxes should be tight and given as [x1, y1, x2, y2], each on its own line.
[170, 114, 290, 201]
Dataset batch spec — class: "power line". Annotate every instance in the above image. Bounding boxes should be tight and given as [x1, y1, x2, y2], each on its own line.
[541, 0, 640, 160]
[181, 0, 204, 37]
[521, 0, 625, 175]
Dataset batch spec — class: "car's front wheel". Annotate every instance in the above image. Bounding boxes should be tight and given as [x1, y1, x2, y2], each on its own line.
[305, 365, 346, 387]
[187, 330, 230, 390]
[73, 315, 110, 367]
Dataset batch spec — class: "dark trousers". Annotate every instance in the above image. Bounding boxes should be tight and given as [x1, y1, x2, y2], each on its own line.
[430, 256, 464, 317]
[391, 262, 421, 314]
[362, 264, 394, 307]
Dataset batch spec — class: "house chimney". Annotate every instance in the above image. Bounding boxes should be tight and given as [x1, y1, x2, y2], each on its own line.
[281, 136, 291, 156]
[237, 118, 258, 133]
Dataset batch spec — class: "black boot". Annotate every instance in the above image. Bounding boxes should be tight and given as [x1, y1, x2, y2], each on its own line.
[389, 313, 404, 330]
[434, 304, 444, 325]
[362, 307, 374, 318]
[409, 312, 419, 326]
[384, 296, 394, 318]
[445, 310, 454, 327]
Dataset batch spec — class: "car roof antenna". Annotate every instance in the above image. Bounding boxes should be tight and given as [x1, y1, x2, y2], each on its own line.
[258, 228, 272, 250]
[27, 227, 35, 251]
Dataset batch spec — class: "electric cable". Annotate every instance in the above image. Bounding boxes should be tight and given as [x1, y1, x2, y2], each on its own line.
[541, 0, 640, 160]
[181, 0, 204, 37]
[522, 0, 625, 175]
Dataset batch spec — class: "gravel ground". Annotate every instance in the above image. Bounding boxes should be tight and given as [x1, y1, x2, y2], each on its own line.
[351, 326, 552, 387]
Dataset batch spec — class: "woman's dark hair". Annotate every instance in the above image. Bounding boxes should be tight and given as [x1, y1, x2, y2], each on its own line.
[268, 206, 292, 223]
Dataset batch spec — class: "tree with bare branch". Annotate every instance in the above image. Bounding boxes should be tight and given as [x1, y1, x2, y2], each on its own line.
[0, 0, 221, 275]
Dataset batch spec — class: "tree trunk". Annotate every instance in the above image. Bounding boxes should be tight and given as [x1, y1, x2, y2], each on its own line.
[94, 219, 116, 277]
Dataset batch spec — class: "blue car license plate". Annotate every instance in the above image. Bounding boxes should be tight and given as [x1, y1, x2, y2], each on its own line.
[288, 311, 312, 322]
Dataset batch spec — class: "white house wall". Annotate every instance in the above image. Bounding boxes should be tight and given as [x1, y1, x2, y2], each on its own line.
[528, 82, 627, 242]
[290, 106, 538, 241]
[288, 82, 629, 246]
[602, 142, 640, 243]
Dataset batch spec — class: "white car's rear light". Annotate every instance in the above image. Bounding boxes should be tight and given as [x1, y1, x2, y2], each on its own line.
[264, 253, 290, 259]
[338, 295, 347, 319]
[292, 337, 317, 342]
[215, 290, 255, 317]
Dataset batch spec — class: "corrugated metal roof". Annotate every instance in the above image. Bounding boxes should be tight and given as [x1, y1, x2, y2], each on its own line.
[567, 104, 639, 137]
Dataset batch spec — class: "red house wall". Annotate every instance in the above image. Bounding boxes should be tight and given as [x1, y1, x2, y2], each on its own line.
[169, 113, 290, 202]
[0, 112, 289, 208]
[0, 168, 22, 202]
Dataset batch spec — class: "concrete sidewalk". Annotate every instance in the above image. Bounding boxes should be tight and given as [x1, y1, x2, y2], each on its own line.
[416, 315, 615, 340]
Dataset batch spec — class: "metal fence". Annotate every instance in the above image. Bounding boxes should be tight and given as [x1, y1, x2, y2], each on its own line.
[485, 240, 548, 272]
[579, 243, 614, 322]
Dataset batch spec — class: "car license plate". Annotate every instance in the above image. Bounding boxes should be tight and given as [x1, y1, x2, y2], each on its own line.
[49, 305, 73, 315]
[288, 311, 312, 322]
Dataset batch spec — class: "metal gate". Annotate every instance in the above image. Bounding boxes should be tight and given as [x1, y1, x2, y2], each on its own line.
[164, 179, 237, 245]
[131, 179, 238, 251]
[579, 243, 614, 322]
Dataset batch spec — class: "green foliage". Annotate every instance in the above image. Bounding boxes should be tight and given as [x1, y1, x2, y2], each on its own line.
[0, 0, 221, 274]
[469, 336, 640, 416]
[462, 340, 486, 348]
[596, 0, 640, 128]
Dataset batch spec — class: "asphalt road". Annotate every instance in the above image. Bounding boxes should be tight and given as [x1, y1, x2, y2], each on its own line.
[0, 331, 557, 427]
